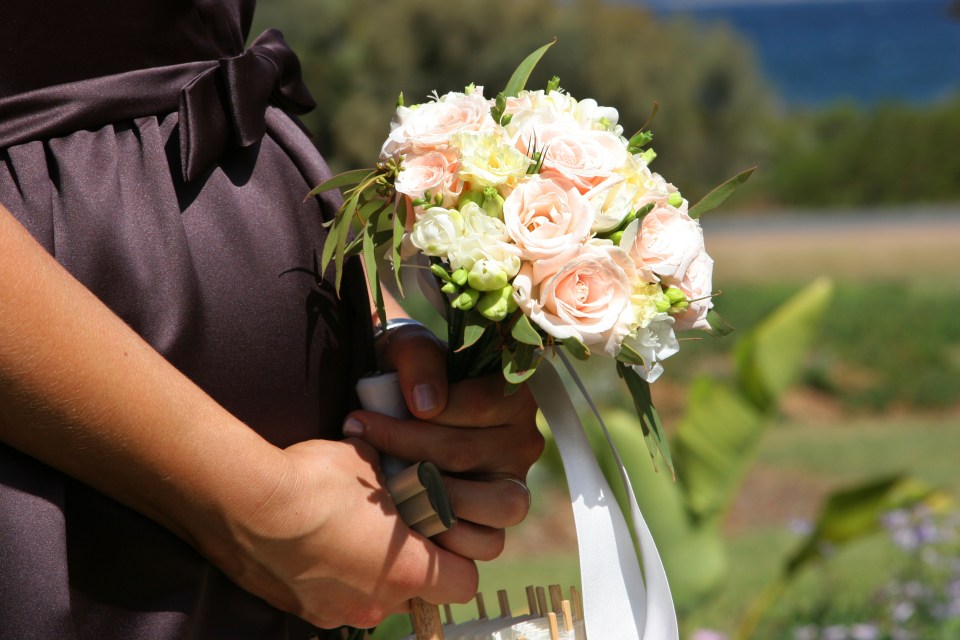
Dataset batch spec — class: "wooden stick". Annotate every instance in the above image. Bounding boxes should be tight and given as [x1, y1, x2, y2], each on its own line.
[497, 589, 511, 618]
[442, 603, 453, 626]
[547, 612, 560, 640]
[525, 585, 539, 616]
[536, 586, 548, 620]
[549, 584, 563, 614]
[561, 600, 574, 633]
[570, 585, 583, 622]
[475, 592, 488, 619]
[410, 598, 444, 640]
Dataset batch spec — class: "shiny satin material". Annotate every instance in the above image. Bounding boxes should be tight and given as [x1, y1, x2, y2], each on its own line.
[0, 1, 372, 638]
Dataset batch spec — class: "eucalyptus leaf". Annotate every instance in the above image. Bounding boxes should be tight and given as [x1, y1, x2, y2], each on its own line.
[562, 336, 590, 360]
[305, 168, 377, 199]
[391, 199, 405, 296]
[362, 207, 386, 329]
[615, 341, 646, 367]
[461, 321, 487, 350]
[510, 314, 543, 347]
[688, 167, 755, 219]
[504, 39, 556, 97]
[617, 362, 674, 477]
[706, 310, 735, 338]
[501, 345, 537, 385]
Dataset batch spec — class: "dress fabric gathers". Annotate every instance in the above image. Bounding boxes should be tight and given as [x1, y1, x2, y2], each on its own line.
[0, 1, 374, 638]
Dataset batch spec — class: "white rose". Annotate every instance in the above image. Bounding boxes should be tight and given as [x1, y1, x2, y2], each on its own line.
[380, 91, 493, 158]
[408, 207, 463, 257]
[622, 314, 679, 383]
[673, 249, 714, 331]
[621, 200, 704, 284]
[502, 176, 595, 283]
[394, 150, 463, 207]
[451, 131, 532, 187]
[536, 123, 628, 193]
[513, 242, 637, 357]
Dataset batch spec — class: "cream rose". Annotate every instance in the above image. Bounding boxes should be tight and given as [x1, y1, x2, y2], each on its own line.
[407, 207, 463, 257]
[621, 200, 703, 284]
[513, 242, 637, 357]
[451, 131, 531, 188]
[394, 150, 463, 208]
[447, 202, 521, 281]
[502, 176, 595, 283]
[673, 249, 714, 331]
[380, 91, 492, 158]
[535, 122, 628, 194]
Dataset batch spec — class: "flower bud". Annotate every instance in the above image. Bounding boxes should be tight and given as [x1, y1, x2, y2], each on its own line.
[441, 281, 459, 294]
[457, 190, 485, 210]
[477, 285, 516, 321]
[609, 230, 624, 246]
[467, 259, 509, 292]
[664, 286, 687, 305]
[481, 186, 505, 219]
[430, 263, 453, 282]
[451, 288, 481, 311]
[451, 268, 469, 286]
[667, 192, 684, 208]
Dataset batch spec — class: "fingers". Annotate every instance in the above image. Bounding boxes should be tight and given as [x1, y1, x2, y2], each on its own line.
[432, 520, 505, 562]
[398, 532, 480, 607]
[444, 475, 531, 529]
[345, 411, 544, 477]
[436, 373, 538, 430]
[379, 324, 449, 419]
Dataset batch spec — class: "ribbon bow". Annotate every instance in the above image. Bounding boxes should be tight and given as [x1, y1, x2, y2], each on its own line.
[177, 29, 316, 182]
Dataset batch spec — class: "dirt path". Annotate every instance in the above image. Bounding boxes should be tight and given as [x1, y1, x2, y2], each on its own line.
[701, 206, 960, 283]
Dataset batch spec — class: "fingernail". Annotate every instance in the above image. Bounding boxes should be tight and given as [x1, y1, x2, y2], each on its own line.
[413, 383, 438, 413]
[342, 417, 365, 438]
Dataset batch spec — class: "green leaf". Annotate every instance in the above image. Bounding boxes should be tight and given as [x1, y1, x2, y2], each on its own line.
[501, 345, 537, 385]
[461, 321, 487, 350]
[562, 336, 590, 360]
[616, 362, 674, 477]
[735, 278, 833, 411]
[705, 310, 735, 338]
[688, 167, 755, 219]
[305, 168, 377, 199]
[615, 341, 646, 367]
[785, 475, 936, 576]
[510, 314, 543, 347]
[503, 39, 556, 97]
[390, 199, 406, 296]
[672, 378, 765, 525]
[362, 207, 386, 330]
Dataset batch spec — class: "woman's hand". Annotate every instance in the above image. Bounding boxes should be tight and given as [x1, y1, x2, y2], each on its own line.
[207, 437, 479, 630]
[343, 324, 544, 561]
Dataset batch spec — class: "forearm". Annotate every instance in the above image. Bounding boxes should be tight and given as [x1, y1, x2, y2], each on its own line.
[0, 205, 284, 565]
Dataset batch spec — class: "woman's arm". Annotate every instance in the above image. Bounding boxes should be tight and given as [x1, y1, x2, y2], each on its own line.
[0, 204, 476, 627]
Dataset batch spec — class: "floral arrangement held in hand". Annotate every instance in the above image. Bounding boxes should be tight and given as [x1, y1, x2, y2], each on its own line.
[313, 41, 751, 472]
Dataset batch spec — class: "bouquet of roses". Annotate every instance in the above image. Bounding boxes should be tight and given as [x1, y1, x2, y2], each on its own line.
[313, 41, 748, 473]
[312, 41, 750, 639]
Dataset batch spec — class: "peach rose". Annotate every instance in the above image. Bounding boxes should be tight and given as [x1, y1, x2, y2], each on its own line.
[513, 242, 637, 357]
[502, 176, 595, 283]
[673, 249, 714, 331]
[621, 200, 703, 284]
[394, 150, 462, 208]
[535, 123, 628, 193]
[380, 91, 492, 158]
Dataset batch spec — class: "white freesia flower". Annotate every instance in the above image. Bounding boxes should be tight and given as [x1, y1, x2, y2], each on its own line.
[513, 241, 637, 357]
[447, 202, 521, 280]
[380, 90, 493, 158]
[573, 98, 623, 136]
[622, 314, 679, 383]
[451, 131, 532, 188]
[408, 207, 463, 257]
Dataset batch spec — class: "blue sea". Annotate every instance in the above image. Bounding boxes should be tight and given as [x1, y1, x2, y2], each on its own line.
[643, 0, 960, 106]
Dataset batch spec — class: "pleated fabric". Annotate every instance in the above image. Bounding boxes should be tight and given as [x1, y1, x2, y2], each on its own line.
[0, 1, 374, 638]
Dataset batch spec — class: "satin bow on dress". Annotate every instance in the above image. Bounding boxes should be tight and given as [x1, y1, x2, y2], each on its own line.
[0, 29, 315, 182]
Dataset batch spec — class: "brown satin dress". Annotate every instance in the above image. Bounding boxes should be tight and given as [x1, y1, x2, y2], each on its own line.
[0, 1, 374, 638]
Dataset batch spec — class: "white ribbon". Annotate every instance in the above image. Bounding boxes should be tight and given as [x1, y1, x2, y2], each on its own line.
[528, 355, 679, 640]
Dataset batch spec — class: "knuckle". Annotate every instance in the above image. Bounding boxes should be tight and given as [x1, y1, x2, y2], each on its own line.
[477, 529, 506, 561]
[445, 435, 480, 472]
[502, 484, 531, 526]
